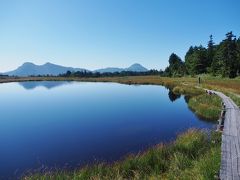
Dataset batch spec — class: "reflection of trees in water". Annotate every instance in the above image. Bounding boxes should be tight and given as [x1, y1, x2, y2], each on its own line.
[166, 88, 216, 123]
[168, 90, 181, 102]
[184, 96, 190, 103]
[18, 81, 73, 90]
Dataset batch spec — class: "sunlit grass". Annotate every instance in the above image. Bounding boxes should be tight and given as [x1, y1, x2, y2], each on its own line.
[172, 85, 204, 96]
[188, 94, 222, 120]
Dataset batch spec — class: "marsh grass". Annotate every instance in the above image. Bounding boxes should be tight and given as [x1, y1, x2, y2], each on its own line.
[188, 94, 222, 120]
[172, 85, 204, 96]
[23, 129, 221, 180]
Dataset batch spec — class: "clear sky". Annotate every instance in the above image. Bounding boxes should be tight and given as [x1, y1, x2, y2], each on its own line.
[0, 0, 240, 72]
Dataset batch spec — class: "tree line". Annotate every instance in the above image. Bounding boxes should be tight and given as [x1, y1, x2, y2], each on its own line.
[165, 31, 240, 78]
[61, 69, 162, 78]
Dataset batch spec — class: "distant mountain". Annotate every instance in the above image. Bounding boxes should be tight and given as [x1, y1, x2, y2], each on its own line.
[3, 62, 148, 76]
[4, 62, 89, 76]
[94, 67, 124, 73]
[125, 63, 148, 72]
[94, 63, 148, 73]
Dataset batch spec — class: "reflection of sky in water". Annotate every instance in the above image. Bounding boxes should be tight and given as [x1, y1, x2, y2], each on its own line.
[0, 82, 214, 179]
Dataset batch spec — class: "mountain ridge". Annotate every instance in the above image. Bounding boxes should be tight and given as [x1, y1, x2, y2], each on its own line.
[4, 62, 148, 76]
[94, 63, 148, 73]
[4, 62, 89, 77]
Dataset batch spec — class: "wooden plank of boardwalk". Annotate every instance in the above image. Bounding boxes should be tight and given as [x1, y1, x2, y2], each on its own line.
[212, 91, 240, 180]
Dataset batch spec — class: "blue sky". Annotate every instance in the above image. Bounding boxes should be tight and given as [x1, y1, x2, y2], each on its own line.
[0, 0, 240, 72]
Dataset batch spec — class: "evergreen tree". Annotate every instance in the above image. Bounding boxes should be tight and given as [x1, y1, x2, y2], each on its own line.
[237, 37, 240, 75]
[185, 46, 207, 76]
[211, 43, 225, 76]
[207, 35, 215, 72]
[66, 70, 72, 76]
[212, 32, 238, 78]
[225, 32, 238, 78]
[164, 67, 171, 76]
[185, 46, 195, 75]
[167, 53, 185, 77]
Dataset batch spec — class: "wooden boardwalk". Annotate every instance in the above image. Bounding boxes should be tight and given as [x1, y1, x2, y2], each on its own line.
[213, 91, 240, 180]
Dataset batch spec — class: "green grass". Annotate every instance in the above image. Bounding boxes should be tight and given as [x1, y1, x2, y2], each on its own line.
[23, 129, 221, 180]
[172, 85, 205, 96]
[188, 94, 222, 120]
[224, 92, 240, 107]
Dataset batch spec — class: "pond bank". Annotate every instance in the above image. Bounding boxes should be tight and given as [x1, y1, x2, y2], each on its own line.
[23, 129, 221, 180]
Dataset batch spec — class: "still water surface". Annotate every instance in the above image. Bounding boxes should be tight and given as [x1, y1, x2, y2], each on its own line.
[0, 81, 215, 179]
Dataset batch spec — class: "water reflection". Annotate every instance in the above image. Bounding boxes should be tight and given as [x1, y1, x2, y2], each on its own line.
[168, 90, 181, 102]
[18, 81, 73, 90]
[184, 96, 190, 103]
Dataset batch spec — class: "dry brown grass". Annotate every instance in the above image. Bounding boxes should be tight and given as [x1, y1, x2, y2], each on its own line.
[201, 78, 240, 94]
[1, 75, 239, 94]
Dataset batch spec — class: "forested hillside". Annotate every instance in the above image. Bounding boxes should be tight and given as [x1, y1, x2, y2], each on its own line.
[165, 32, 240, 78]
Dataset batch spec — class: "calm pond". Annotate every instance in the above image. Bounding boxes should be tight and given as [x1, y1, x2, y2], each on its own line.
[0, 81, 215, 179]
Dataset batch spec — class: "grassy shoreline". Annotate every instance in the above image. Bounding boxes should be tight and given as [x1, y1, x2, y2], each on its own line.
[188, 94, 222, 120]
[1, 75, 239, 94]
[24, 129, 221, 180]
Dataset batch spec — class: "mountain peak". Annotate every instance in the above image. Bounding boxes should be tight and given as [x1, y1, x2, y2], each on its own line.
[44, 62, 55, 66]
[22, 62, 35, 66]
[131, 63, 141, 66]
[126, 63, 148, 72]
[94, 63, 148, 73]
